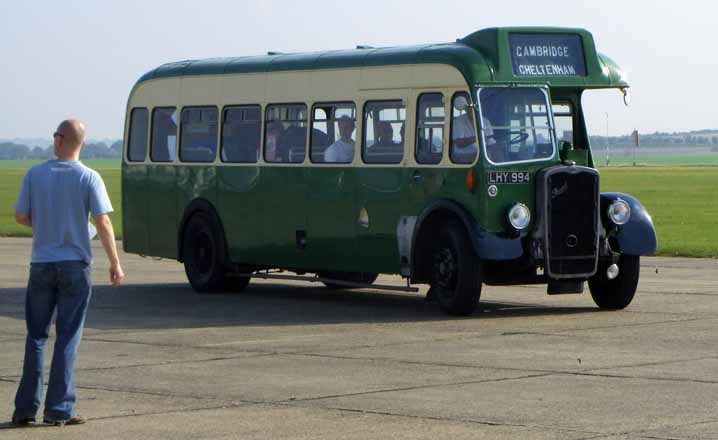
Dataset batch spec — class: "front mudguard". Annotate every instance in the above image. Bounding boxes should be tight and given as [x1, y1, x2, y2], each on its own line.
[600, 192, 657, 256]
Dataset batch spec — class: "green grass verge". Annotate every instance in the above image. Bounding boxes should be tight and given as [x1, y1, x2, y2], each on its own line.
[1, 161, 716, 257]
[599, 167, 718, 258]
[0, 161, 122, 239]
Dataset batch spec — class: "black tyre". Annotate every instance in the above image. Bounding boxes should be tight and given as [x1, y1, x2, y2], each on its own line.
[223, 274, 251, 293]
[430, 220, 482, 316]
[320, 272, 379, 289]
[588, 254, 640, 310]
[182, 213, 227, 293]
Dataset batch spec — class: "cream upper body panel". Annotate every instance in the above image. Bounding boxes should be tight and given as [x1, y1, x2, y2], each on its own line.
[124, 63, 475, 168]
[127, 63, 467, 109]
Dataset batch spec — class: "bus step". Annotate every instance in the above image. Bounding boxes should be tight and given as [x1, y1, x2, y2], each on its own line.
[241, 272, 419, 293]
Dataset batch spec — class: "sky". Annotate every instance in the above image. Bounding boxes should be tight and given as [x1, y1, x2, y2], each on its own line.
[1, 0, 715, 140]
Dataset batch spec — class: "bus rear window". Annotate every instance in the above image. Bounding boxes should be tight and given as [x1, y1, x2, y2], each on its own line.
[363, 101, 405, 164]
[265, 104, 307, 163]
[180, 107, 218, 163]
[221, 105, 261, 163]
[127, 108, 148, 162]
[150, 107, 178, 163]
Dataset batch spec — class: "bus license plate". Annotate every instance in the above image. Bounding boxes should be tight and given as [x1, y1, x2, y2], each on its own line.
[488, 171, 530, 184]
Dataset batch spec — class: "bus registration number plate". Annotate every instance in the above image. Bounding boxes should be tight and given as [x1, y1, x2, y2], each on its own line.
[488, 171, 530, 184]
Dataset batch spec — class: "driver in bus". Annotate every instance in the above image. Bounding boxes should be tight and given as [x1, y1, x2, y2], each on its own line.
[324, 115, 355, 163]
[451, 96, 479, 162]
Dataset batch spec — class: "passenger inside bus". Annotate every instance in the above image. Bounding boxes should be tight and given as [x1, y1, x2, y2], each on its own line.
[450, 96, 478, 164]
[375, 121, 396, 147]
[265, 121, 285, 162]
[324, 115, 355, 163]
[280, 125, 307, 163]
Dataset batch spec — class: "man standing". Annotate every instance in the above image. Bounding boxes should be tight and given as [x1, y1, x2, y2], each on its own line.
[11, 119, 124, 427]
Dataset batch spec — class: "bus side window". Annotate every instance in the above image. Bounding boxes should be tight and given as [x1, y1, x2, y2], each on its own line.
[265, 104, 307, 163]
[127, 107, 148, 162]
[415, 93, 444, 165]
[179, 107, 218, 163]
[221, 105, 261, 163]
[450, 92, 478, 164]
[552, 102, 574, 145]
[311, 103, 356, 164]
[362, 101, 405, 164]
[150, 107, 178, 163]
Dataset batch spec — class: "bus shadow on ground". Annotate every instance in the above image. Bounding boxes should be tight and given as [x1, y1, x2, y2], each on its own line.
[0, 282, 597, 332]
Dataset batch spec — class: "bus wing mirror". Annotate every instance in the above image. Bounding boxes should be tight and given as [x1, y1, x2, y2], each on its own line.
[622, 88, 631, 107]
[559, 140, 574, 162]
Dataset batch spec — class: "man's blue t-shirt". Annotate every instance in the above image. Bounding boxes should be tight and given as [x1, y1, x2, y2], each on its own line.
[15, 160, 113, 264]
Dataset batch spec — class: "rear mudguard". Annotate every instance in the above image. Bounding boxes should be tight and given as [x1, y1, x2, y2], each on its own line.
[601, 192, 657, 256]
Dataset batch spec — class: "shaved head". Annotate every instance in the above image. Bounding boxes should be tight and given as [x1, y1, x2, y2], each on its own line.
[56, 119, 86, 148]
[53, 119, 86, 160]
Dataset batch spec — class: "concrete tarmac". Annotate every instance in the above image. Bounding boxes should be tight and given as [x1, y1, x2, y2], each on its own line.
[0, 237, 717, 439]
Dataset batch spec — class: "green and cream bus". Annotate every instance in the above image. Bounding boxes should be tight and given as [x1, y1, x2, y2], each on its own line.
[122, 27, 657, 315]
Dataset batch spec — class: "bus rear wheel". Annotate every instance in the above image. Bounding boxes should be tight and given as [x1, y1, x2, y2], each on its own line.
[320, 272, 379, 289]
[182, 212, 232, 293]
[588, 254, 640, 310]
[430, 221, 482, 316]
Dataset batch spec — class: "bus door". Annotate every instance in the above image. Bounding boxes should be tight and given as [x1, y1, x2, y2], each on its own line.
[408, 92, 452, 207]
[216, 105, 266, 263]
[147, 107, 179, 259]
[304, 104, 357, 269]
[122, 107, 150, 254]
[257, 104, 309, 266]
[354, 100, 409, 273]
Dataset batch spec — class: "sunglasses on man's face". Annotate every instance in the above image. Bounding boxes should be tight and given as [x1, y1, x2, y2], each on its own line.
[53, 132, 64, 139]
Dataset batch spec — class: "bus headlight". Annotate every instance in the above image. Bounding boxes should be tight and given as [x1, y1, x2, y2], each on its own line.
[508, 203, 531, 230]
[608, 200, 631, 225]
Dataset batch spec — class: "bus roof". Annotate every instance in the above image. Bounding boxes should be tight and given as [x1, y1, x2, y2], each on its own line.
[135, 27, 628, 91]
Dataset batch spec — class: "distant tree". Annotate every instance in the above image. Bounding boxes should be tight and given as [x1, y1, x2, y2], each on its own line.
[30, 146, 47, 159]
[110, 140, 123, 155]
[0, 142, 31, 159]
[81, 142, 113, 159]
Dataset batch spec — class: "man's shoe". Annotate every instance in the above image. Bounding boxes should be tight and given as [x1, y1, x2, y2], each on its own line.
[11, 416, 36, 426]
[43, 415, 87, 426]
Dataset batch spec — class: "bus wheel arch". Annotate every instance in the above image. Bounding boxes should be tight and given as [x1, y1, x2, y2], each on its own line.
[411, 201, 479, 284]
[177, 199, 250, 293]
[177, 198, 229, 265]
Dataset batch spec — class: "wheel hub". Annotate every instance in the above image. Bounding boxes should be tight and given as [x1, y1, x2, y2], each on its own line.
[433, 247, 457, 290]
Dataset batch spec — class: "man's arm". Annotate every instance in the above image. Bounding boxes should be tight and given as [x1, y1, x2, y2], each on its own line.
[94, 214, 124, 286]
[15, 212, 31, 227]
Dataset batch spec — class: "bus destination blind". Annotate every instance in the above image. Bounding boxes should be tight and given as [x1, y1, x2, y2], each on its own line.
[509, 34, 586, 77]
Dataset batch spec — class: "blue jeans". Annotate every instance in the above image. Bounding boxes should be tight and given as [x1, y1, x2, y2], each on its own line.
[13, 261, 92, 421]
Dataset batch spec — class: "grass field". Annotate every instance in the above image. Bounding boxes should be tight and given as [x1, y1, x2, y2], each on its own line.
[0, 160, 122, 238]
[1, 160, 716, 257]
[598, 153, 718, 167]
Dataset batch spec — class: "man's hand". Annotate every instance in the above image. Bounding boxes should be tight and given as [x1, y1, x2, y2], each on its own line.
[95, 214, 124, 286]
[110, 264, 124, 286]
[15, 212, 31, 227]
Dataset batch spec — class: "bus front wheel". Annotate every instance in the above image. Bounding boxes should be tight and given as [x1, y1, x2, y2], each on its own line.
[588, 255, 640, 310]
[430, 221, 482, 316]
[182, 212, 230, 293]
